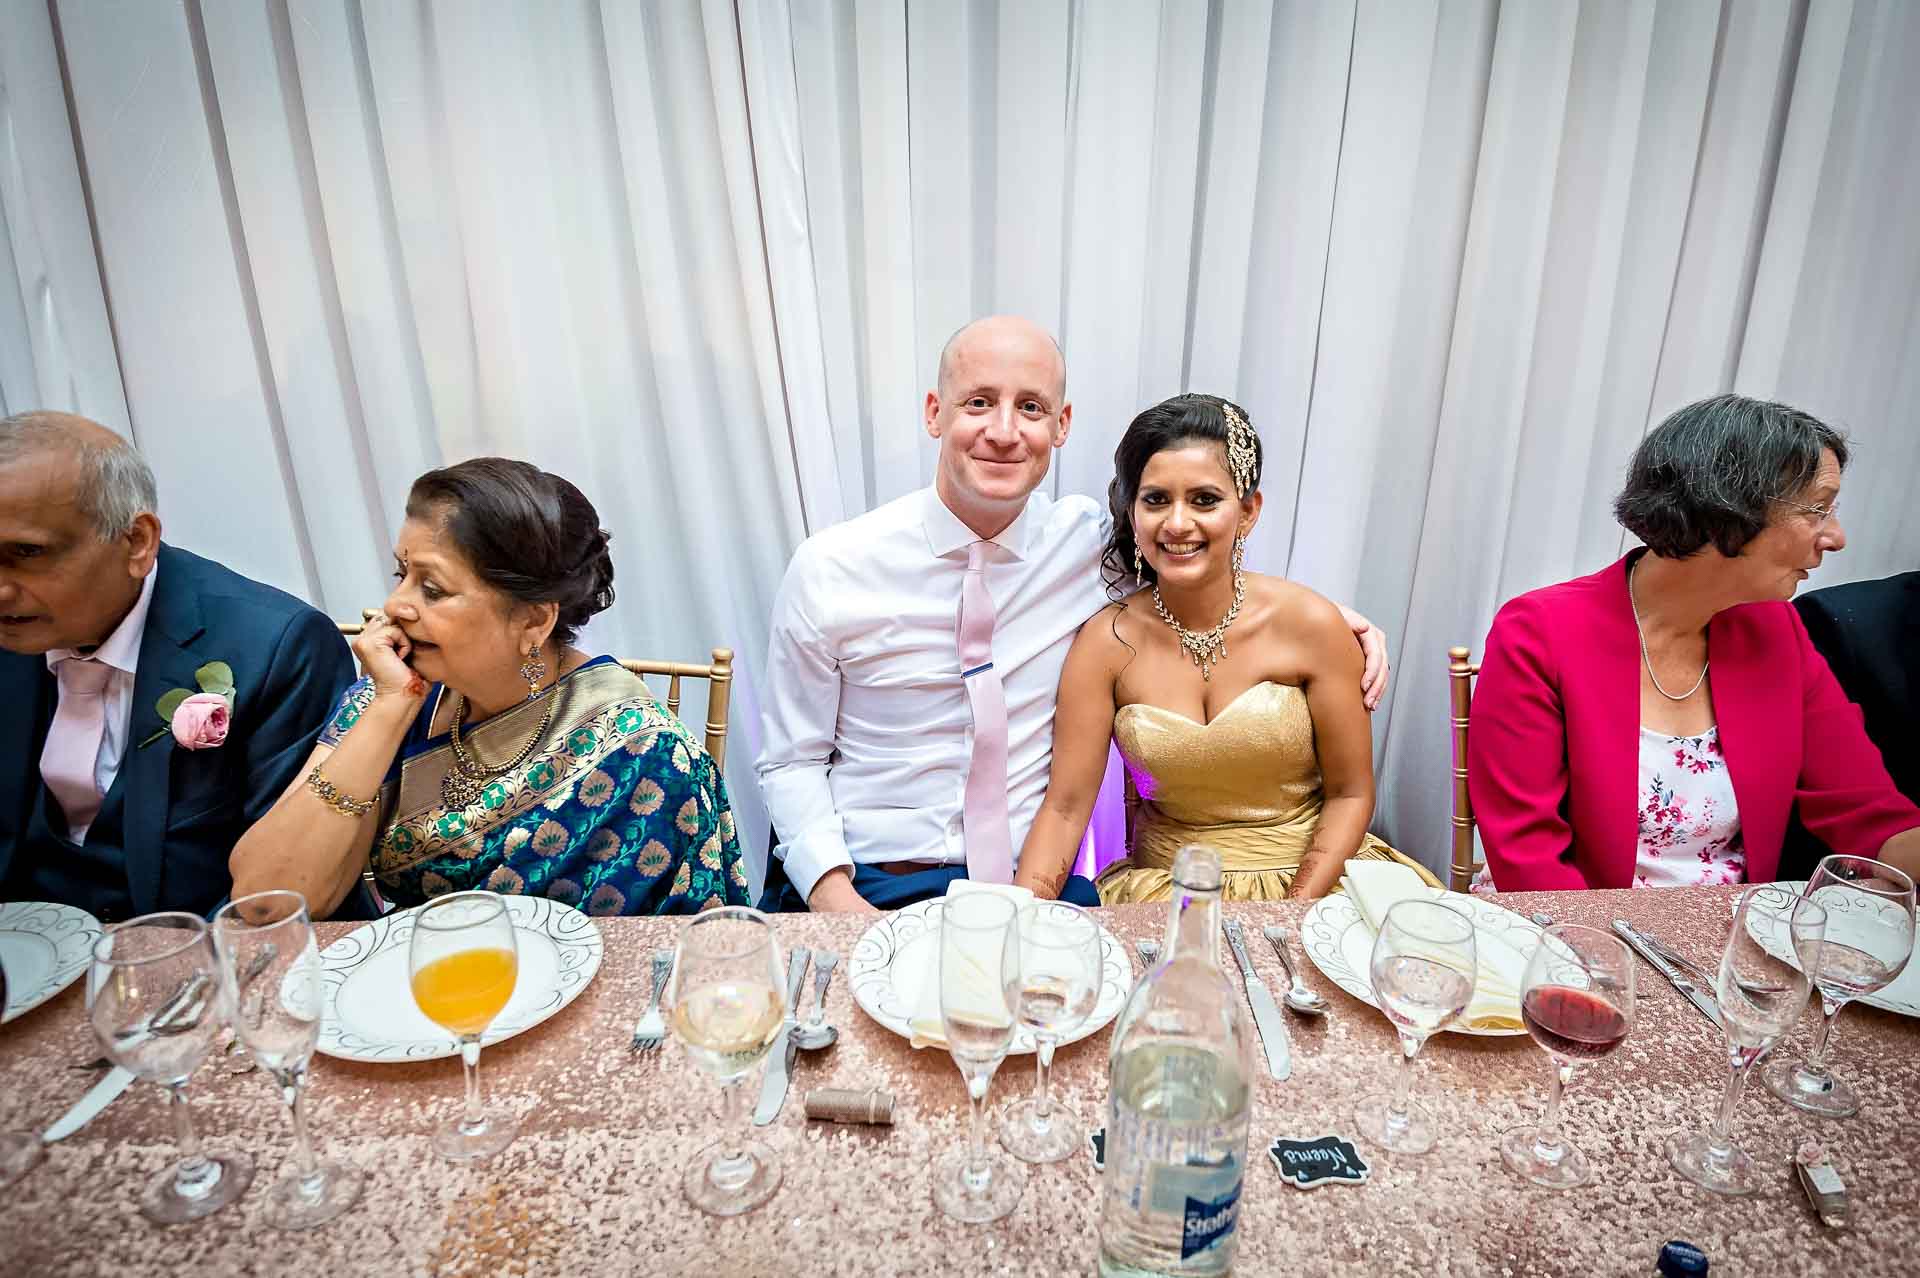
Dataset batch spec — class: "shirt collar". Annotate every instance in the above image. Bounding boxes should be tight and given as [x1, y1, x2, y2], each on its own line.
[44, 564, 158, 678]
[920, 486, 1040, 563]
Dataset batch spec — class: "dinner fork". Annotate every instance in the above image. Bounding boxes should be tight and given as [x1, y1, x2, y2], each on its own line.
[629, 949, 675, 1052]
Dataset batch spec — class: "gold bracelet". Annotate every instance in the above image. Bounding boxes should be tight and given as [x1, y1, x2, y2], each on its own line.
[306, 766, 375, 818]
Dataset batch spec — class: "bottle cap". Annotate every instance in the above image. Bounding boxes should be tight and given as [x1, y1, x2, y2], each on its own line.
[1656, 1240, 1708, 1276]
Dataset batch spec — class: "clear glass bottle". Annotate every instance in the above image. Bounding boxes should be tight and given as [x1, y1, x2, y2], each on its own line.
[1098, 844, 1255, 1277]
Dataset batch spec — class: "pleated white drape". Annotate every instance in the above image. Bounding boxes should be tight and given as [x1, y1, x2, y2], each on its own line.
[3, 0, 1917, 888]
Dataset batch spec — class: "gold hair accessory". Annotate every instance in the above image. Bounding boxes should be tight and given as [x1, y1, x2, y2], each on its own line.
[306, 766, 375, 819]
[1222, 403, 1258, 498]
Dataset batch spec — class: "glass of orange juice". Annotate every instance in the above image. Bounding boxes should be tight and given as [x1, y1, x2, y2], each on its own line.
[408, 891, 520, 1162]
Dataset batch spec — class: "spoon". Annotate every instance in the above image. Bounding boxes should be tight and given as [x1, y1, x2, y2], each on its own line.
[793, 951, 840, 1051]
[1134, 939, 1161, 979]
[1259, 925, 1329, 1017]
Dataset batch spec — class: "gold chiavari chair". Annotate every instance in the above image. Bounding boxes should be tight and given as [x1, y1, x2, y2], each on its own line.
[1447, 645, 1482, 892]
[620, 649, 734, 770]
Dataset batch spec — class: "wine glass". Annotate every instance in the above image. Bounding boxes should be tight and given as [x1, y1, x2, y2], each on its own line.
[88, 912, 253, 1223]
[932, 891, 1026, 1222]
[999, 901, 1103, 1163]
[668, 906, 786, 1216]
[1763, 855, 1915, 1118]
[407, 891, 521, 1163]
[1668, 884, 1826, 1195]
[0, 958, 46, 1189]
[1355, 899, 1476, 1155]
[1501, 924, 1636, 1188]
[213, 890, 364, 1229]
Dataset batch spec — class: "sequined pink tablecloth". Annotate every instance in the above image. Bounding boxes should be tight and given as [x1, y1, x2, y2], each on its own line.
[2, 886, 1915, 1277]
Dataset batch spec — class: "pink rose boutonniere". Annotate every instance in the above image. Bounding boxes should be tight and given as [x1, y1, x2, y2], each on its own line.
[140, 661, 237, 749]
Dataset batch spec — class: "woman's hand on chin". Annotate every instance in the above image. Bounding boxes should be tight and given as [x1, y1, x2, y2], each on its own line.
[354, 612, 430, 703]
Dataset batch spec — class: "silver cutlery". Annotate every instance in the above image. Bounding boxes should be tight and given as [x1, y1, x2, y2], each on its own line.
[1614, 919, 1723, 1029]
[1259, 925, 1329, 1018]
[1222, 920, 1291, 1081]
[794, 951, 840, 1052]
[42, 1067, 137, 1144]
[629, 949, 675, 1052]
[752, 947, 811, 1125]
[1134, 939, 1160, 980]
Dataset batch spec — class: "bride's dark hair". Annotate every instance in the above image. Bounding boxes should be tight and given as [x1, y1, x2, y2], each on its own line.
[1101, 392, 1263, 601]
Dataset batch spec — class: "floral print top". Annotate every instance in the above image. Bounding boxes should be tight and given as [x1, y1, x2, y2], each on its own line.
[1634, 726, 1745, 888]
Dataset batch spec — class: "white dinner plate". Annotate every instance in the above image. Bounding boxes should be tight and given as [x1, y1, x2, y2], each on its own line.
[847, 899, 1132, 1055]
[0, 901, 102, 1023]
[1297, 891, 1541, 1037]
[1748, 881, 1920, 1020]
[316, 895, 604, 1062]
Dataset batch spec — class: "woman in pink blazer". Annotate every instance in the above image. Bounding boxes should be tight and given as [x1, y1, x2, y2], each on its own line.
[1470, 394, 1920, 891]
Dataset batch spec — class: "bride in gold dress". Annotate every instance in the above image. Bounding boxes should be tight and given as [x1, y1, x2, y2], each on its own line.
[1019, 393, 1438, 902]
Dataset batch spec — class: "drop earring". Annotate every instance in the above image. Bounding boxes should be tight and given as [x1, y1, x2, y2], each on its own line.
[520, 643, 548, 700]
[1134, 544, 1144, 578]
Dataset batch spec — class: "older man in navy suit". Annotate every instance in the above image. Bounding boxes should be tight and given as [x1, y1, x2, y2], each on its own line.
[0, 412, 354, 921]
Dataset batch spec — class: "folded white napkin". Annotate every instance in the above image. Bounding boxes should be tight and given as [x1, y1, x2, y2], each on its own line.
[908, 880, 1031, 1050]
[1341, 861, 1527, 1031]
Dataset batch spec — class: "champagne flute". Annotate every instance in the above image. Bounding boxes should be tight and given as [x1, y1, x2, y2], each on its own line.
[999, 901, 1102, 1163]
[1763, 855, 1915, 1118]
[0, 958, 46, 1188]
[407, 891, 520, 1163]
[668, 906, 786, 1216]
[1501, 924, 1636, 1188]
[932, 892, 1025, 1222]
[213, 890, 364, 1229]
[1355, 899, 1476, 1155]
[1668, 884, 1826, 1195]
[88, 912, 253, 1223]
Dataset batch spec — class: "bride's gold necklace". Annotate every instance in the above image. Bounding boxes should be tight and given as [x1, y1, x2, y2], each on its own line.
[441, 663, 569, 809]
[1151, 570, 1246, 682]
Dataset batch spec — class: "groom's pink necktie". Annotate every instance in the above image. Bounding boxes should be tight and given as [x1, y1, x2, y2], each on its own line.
[958, 540, 1014, 884]
[41, 657, 114, 838]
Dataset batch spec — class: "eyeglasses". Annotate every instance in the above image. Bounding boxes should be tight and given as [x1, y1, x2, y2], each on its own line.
[1771, 495, 1840, 528]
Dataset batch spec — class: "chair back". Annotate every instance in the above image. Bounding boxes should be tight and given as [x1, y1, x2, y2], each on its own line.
[619, 648, 734, 770]
[1447, 645, 1481, 892]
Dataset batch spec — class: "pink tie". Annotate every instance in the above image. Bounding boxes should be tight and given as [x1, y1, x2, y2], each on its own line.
[41, 658, 114, 838]
[958, 541, 1014, 884]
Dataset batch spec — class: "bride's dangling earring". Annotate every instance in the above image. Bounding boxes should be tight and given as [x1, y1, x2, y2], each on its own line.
[1232, 533, 1246, 578]
[1134, 543, 1143, 578]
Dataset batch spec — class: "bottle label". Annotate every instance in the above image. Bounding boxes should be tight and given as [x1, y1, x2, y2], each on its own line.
[1181, 1180, 1242, 1260]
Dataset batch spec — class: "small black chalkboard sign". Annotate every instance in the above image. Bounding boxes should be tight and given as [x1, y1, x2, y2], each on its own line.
[1268, 1137, 1370, 1190]
[1089, 1126, 1106, 1171]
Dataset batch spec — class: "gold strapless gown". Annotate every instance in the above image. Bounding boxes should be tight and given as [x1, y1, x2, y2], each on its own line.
[1094, 682, 1439, 903]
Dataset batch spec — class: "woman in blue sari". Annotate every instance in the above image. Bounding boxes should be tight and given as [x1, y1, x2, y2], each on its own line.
[230, 458, 747, 918]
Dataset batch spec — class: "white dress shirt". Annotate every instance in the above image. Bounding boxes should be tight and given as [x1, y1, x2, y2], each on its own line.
[41, 567, 158, 842]
[757, 487, 1113, 902]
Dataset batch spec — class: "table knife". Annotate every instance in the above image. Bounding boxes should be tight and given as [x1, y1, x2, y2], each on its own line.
[753, 947, 811, 1126]
[1613, 920, 1723, 1030]
[43, 1066, 136, 1143]
[1222, 921, 1291, 1081]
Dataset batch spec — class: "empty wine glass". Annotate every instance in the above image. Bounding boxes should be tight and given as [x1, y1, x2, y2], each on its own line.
[933, 892, 1025, 1222]
[88, 912, 253, 1223]
[1355, 899, 1476, 1155]
[999, 901, 1103, 1163]
[1668, 884, 1826, 1195]
[1763, 856, 1915, 1118]
[407, 891, 520, 1163]
[213, 890, 364, 1229]
[0, 959, 45, 1189]
[668, 906, 785, 1216]
[1501, 924, 1636, 1188]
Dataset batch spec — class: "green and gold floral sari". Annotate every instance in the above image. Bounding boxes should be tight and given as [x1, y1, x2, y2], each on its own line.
[320, 656, 747, 914]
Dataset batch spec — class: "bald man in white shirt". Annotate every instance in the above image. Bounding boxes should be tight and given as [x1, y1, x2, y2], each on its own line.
[756, 317, 1389, 913]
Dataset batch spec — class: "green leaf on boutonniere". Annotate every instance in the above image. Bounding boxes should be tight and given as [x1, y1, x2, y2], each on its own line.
[157, 687, 192, 723]
[195, 661, 235, 696]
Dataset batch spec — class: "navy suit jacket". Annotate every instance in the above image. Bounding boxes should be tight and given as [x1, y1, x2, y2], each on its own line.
[1781, 570, 1920, 879]
[0, 544, 354, 918]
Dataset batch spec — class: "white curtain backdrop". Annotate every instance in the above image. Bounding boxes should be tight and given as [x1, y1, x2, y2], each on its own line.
[3, 0, 1917, 891]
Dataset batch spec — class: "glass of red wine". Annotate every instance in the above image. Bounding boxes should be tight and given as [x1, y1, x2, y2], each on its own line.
[1501, 923, 1635, 1189]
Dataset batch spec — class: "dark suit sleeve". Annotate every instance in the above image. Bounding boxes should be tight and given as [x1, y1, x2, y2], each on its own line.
[1788, 606, 1920, 858]
[1794, 589, 1862, 705]
[240, 609, 357, 823]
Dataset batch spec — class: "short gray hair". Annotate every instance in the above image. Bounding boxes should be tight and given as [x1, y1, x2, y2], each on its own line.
[0, 411, 159, 539]
[1613, 394, 1847, 558]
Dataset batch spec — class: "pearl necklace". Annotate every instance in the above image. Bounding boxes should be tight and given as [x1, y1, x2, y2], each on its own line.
[1628, 559, 1709, 702]
[1151, 569, 1246, 682]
